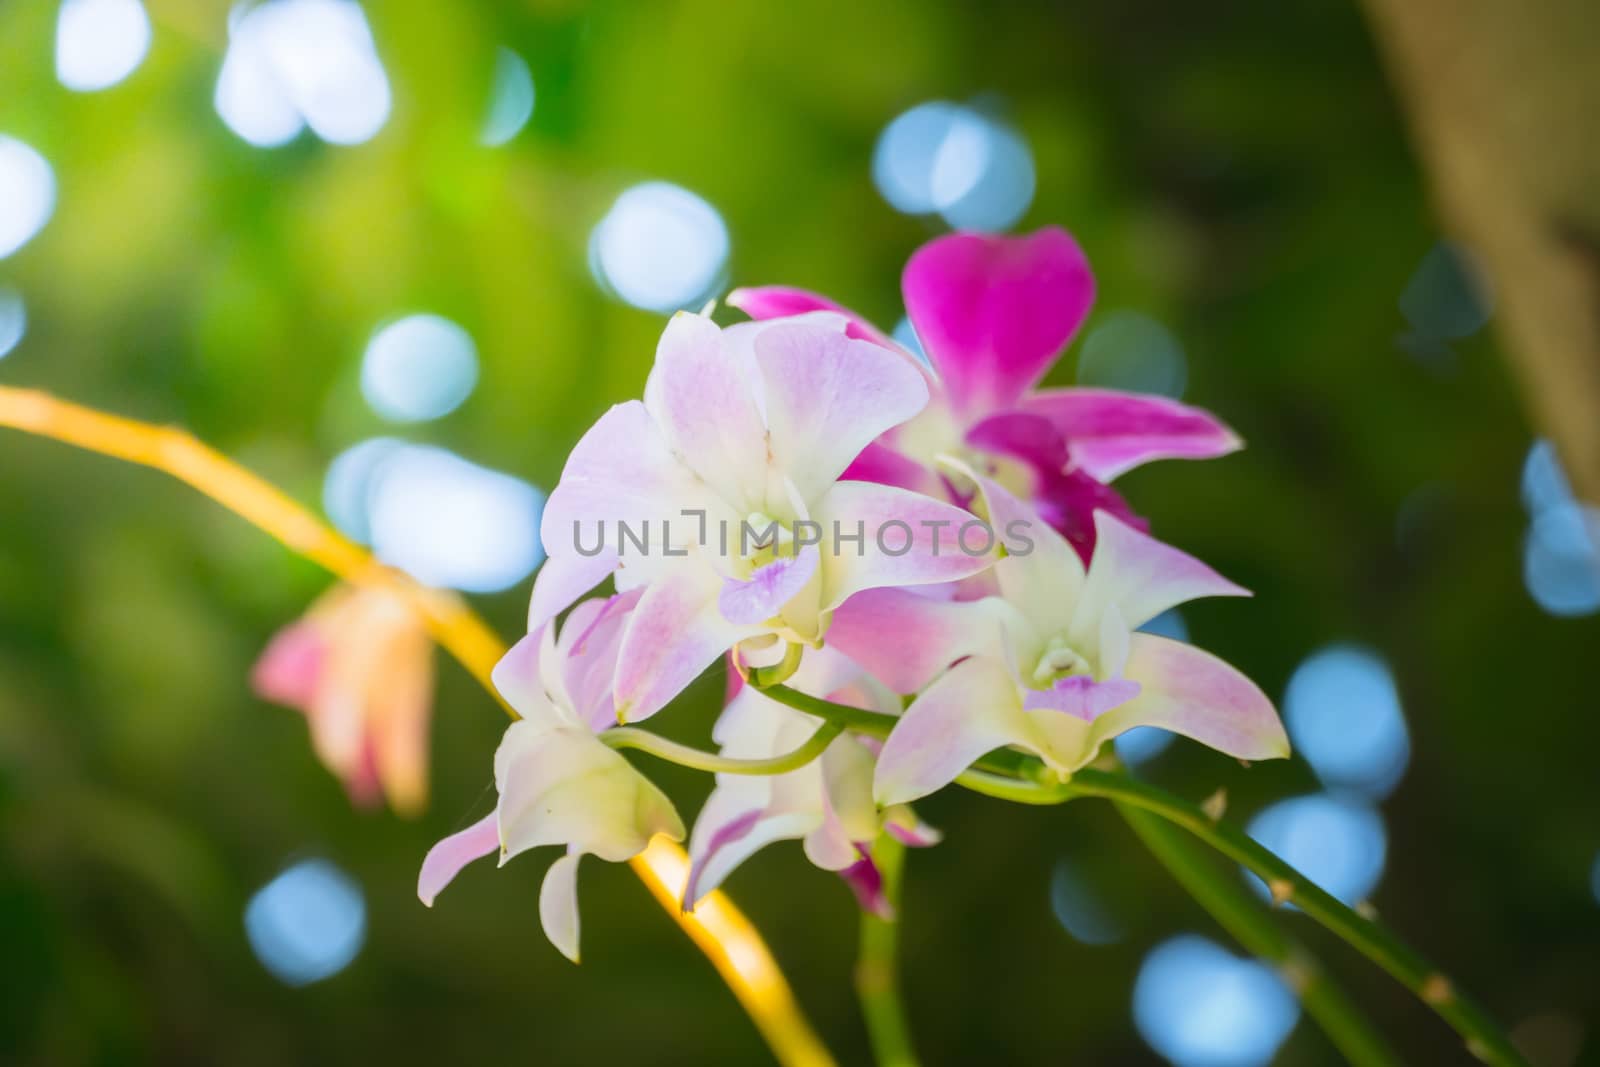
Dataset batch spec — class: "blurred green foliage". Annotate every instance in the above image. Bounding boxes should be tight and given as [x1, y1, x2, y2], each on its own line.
[1, 1, 1597, 1064]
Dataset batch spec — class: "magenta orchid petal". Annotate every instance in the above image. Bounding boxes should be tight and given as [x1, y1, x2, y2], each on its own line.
[1022, 675, 1141, 721]
[840, 440, 943, 494]
[753, 321, 930, 500]
[815, 481, 998, 611]
[683, 803, 764, 907]
[826, 587, 1002, 694]
[727, 286, 899, 350]
[1024, 387, 1244, 483]
[874, 655, 1028, 807]
[902, 226, 1095, 419]
[614, 567, 754, 722]
[1095, 633, 1290, 760]
[964, 410, 1070, 472]
[838, 855, 894, 920]
[1029, 466, 1146, 565]
[1071, 509, 1251, 640]
[643, 312, 770, 509]
[417, 812, 499, 906]
[719, 546, 821, 626]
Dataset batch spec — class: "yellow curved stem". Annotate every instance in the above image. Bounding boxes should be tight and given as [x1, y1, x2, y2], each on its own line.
[0, 384, 835, 1067]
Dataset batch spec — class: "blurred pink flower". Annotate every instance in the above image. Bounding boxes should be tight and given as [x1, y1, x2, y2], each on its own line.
[729, 227, 1241, 560]
[252, 582, 434, 816]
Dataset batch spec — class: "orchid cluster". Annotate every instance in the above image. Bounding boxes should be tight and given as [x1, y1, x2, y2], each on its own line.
[320, 226, 1288, 962]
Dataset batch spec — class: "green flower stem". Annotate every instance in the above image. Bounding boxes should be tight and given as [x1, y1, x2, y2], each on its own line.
[602, 722, 843, 776]
[757, 683, 1529, 1067]
[855, 835, 920, 1067]
[1116, 802, 1403, 1067]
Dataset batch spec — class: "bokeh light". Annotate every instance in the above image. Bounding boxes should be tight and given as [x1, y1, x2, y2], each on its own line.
[366, 444, 544, 593]
[244, 859, 366, 986]
[892, 315, 930, 367]
[1247, 793, 1387, 907]
[872, 100, 1035, 232]
[1133, 935, 1299, 1067]
[589, 182, 729, 314]
[1049, 860, 1124, 945]
[1397, 241, 1492, 364]
[1283, 644, 1410, 800]
[360, 314, 479, 423]
[1591, 851, 1600, 907]
[55, 0, 152, 93]
[0, 288, 25, 360]
[322, 436, 404, 543]
[1075, 310, 1188, 399]
[1518, 439, 1600, 617]
[214, 0, 392, 148]
[481, 47, 535, 147]
[1523, 503, 1600, 617]
[0, 136, 57, 260]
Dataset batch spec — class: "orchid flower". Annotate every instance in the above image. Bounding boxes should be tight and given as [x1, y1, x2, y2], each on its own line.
[685, 647, 939, 917]
[252, 581, 433, 815]
[831, 465, 1289, 807]
[729, 227, 1241, 559]
[527, 309, 996, 723]
[416, 592, 684, 962]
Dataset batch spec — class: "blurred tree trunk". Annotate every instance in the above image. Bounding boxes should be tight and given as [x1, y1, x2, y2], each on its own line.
[1362, 0, 1600, 505]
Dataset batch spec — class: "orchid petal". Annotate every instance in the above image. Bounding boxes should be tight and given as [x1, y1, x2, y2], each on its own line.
[539, 851, 583, 963]
[814, 481, 998, 612]
[964, 410, 1070, 472]
[1068, 510, 1249, 650]
[726, 285, 899, 350]
[753, 321, 930, 501]
[826, 587, 1004, 694]
[719, 545, 820, 626]
[875, 655, 1028, 806]
[644, 312, 769, 511]
[1091, 633, 1289, 760]
[496, 720, 685, 863]
[903, 227, 1095, 419]
[1024, 387, 1243, 483]
[528, 550, 618, 631]
[417, 812, 498, 906]
[840, 440, 942, 495]
[615, 565, 753, 722]
[1022, 675, 1141, 720]
[950, 459, 1085, 643]
[557, 590, 643, 732]
[491, 630, 567, 726]
[838, 855, 894, 919]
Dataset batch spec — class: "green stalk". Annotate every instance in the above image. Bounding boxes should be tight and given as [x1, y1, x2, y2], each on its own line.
[758, 683, 1530, 1067]
[1116, 802, 1403, 1066]
[855, 836, 920, 1067]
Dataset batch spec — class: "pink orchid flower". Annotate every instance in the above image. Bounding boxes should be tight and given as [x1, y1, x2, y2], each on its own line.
[527, 310, 996, 723]
[828, 465, 1289, 807]
[416, 592, 684, 963]
[685, 647, 939, 918]
[728, 227, 1241, 559]
[252, 582, 433, 816]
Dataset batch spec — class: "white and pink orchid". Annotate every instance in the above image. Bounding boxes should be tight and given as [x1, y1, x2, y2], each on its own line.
[829, 465, 1289, 807]
[730, 227, 1241, 560]
[528, 309, 995, 723]
[685, 648, 939, 917]
[417, 592, 684, 962]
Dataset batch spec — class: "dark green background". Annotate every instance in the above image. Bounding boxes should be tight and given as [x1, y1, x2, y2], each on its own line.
[1, 1, 1595, 1063]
